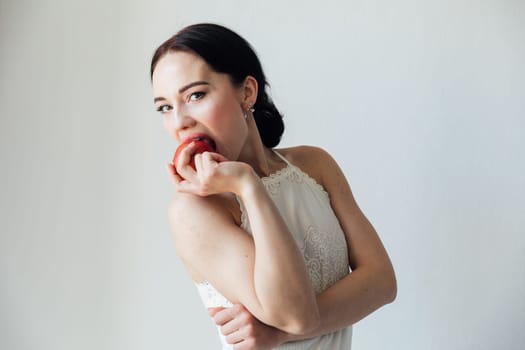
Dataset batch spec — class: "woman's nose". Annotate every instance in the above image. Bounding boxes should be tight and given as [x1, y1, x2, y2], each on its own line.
[170, 107, 195, 131]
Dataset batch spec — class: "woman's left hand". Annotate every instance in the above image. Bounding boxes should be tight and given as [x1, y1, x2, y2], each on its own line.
[208, 304, 287, 350]
[168, 143, 256, 196]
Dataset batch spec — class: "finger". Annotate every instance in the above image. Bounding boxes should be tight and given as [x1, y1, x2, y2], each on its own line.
[194, 153, 206, 175]
[232, 340, 251, 350]
[225, 328, 246, 345]
[207, 151, 229, 163]
[208, 307, 226, 317]
[166, 163, 176, 180]
[176, 142, 197, 175]
[194, 153, 218, 183]
[166, 163, 183, 185]
[217, 306, 249, 336]
[201, 151, 220, 169]
[221, 320, 243, 339]
[212, 306, 236, 326]
[196, 151, 228, 168]
[175, 179, 199, 194]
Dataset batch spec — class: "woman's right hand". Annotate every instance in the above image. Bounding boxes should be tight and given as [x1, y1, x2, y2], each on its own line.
[208, 304, 287, 350]
[166, 141, 255, 197]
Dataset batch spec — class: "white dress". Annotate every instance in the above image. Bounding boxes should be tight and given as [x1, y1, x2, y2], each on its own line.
[196, 150, 352, 349]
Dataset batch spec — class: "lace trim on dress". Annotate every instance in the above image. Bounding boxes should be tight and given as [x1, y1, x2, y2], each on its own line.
[261, 163, 330, 199]
[235, 163, 330, 232]
[196, 281, 233, 308]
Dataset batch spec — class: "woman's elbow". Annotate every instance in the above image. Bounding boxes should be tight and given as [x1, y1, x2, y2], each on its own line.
[282, 310, 320, 335]
[381, 266, 397, 304]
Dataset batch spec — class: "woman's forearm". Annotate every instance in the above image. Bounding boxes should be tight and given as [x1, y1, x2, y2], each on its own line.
[237, 172, 319, 334]
[283, 265, 396, 342]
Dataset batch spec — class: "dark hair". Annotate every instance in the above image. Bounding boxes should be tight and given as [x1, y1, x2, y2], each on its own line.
[150, 23, 284, 148]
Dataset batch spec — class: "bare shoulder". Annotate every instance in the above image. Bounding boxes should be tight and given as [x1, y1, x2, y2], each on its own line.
[276, 145, 339, 186]
[167, 192, 242, 277]
[168, 192, 240, 237]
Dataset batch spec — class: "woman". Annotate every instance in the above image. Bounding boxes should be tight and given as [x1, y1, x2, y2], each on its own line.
[151, 23, 396, 349]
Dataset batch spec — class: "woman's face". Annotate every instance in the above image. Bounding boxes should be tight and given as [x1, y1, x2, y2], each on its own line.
[152, 50, 249, 160]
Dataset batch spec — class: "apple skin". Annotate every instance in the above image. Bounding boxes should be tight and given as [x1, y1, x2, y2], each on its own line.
[172, 137, 216, 169]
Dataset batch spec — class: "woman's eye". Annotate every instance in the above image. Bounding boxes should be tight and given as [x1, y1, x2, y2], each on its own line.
[156, 105, 172, 114]
[189, 91, 205, 101]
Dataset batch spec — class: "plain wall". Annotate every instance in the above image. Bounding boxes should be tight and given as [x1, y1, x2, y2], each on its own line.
[1, 0, 524, 349]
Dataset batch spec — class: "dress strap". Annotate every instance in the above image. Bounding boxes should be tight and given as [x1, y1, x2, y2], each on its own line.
[272, 149, 293, 166]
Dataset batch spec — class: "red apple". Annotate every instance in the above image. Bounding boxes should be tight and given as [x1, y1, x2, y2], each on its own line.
[173, 135, 216, 169]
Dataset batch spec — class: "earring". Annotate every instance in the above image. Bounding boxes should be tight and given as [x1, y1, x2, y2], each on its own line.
[244, 106, 255, 120]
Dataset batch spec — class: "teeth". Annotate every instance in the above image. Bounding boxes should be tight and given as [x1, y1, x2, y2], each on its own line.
[191, 136, 215, 150]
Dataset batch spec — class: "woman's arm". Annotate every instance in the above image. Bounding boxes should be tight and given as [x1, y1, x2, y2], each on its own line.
[284, 146, 397, 341]
[208, 146, 396, 346]
[168, 149, 319, 335]
[209, 246, 395, 347]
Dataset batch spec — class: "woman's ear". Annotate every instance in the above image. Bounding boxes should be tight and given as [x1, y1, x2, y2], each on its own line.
[241, 76, 258, 109]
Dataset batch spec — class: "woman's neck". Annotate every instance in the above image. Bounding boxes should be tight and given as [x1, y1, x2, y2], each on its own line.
[237, 120, 278, 178]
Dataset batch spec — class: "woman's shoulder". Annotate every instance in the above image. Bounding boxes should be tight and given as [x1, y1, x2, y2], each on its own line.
[168, 192, 242, 234]
[276, 145, 337, 185]
[277, 145, 332, 163]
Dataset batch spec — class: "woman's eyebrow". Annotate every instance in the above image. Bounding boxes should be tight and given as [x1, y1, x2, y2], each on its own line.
[178, 81, 210, 93]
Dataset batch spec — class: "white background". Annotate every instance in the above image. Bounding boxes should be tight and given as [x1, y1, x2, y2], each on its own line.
[1, 0, 524, 349]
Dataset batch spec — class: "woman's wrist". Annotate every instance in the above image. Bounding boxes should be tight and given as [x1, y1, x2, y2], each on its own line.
[234, 165, 264, 199]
